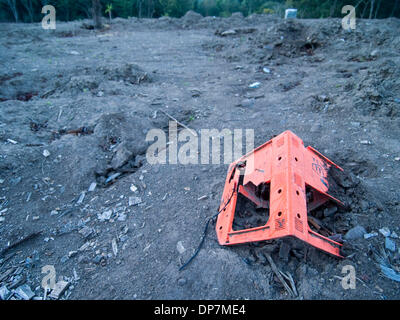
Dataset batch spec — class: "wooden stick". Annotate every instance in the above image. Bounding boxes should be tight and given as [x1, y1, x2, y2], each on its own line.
[158, 109, 198, 137]
[265, 253, 295, 297]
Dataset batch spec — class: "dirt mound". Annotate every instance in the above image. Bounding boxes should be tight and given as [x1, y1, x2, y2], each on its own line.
[182, 10, 203, 26]
[0, 17, 399, 300]
[354, 60, 400, 117]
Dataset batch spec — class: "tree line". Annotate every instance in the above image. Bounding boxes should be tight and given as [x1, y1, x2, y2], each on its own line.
[0, 0, 399, 23]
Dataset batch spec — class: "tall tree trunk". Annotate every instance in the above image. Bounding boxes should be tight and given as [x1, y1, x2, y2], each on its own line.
[21, 0, 34, 22]
[330, 0, 338, 17]
[369, 0, 375, 19]
[6, 0, 18, 22]
[92, 0, 102, 29]
[374, 0, 381, 19]
[138, 0, 143, 19]
[390, 0, 399, 17]
[361, 1, 369, 18]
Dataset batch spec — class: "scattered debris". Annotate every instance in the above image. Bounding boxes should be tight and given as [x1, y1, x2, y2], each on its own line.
[14, 284, 35, 300]
[221, 29, 236, 36]
[374, 248, 400, 282]
[265, 253, 297, 297]
[105, 172, 121, 185]
[88, 182, 97, 192]
[176, 241, 185, 254]
[285, 8, 298, 19]
[360, 140, 373, 145]
[112, 238, 118, 256]
[385, 237, 396, 252]
[78, 226, 93, 239]
[278, 242, 291, 262]
[6, 138, 17, 144]
[364, 232, 378, 239]
[97, 210, 112, 221]
[344, 226, 366, 240]
[49, 281, 69, 299]
[379, 227, 391, 237]
[262, 67, 271, 74]
[0, 285, 11, 300]
[129, 196, 142, 206]
[248, 82, 261, 89]
[77, 192, 85, 204]
[43, 149, 51, 157]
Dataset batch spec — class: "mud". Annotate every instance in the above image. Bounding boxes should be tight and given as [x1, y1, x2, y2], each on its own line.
[0, 15, 399, 300]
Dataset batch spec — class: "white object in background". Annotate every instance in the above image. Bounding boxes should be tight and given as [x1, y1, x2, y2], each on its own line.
[285, 9, 297, 19]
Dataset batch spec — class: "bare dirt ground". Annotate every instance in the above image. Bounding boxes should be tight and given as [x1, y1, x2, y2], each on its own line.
[0, 12, 400, 300]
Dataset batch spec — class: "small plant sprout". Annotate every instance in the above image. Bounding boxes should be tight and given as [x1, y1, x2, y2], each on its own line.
[105, 4, 113, 22]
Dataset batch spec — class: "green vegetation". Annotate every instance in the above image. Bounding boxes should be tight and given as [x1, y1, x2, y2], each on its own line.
[0, 0, 399, 22]
[105, 3, 113, 21]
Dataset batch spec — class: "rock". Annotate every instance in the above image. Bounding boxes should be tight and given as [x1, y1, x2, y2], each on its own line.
[68, 251, 77, 258]
[76, 191, 85, 204]
[112, 238, 118, 256]
[370, 49, 379, 57]
[248, 82, 261, 89]
[344, 226, 366, 240]
[221, 29, 237, 36]
[360, 140, 372, 145]
[105, 172, 121, 184]
[78, 255, 89, 264]
[43, 149, 50, 157]
[391, 231, 399, 239]
[176, 241, 185, 254]
[49, 281, 69, 300]
[364, 232, 378, 239]
[262, 67, 271, 74]
[88, 182, 97, 192]
[279, 241, 291, 262]
[93, 255, 104, 264]
[7, 138, 17, 144]
[328, 234, 343, 243]
[0, 285, 11, 300]
[379, 227, 391, 237]
[14, 284, 35, 300]
[117, 212, 126, 221]
[323, 206, 337, 217]
[240, 98, 254, 108]
[360, 200, 369, 211]
[129, 196, 142, 206]
[78, 226, 93, 239]
[316, 95, 329, 102]
[177, 278, 187, 286]
[385, 237, 396, 252]
[97, 210, 112, 221]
